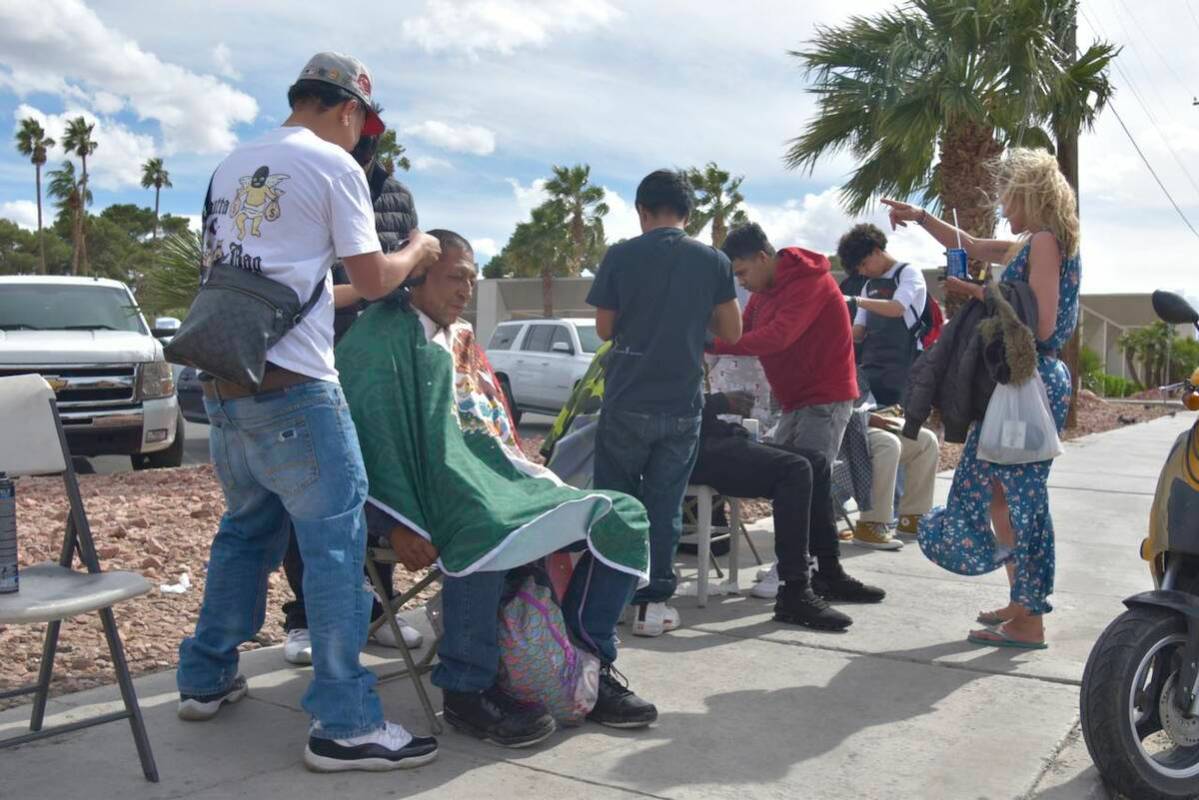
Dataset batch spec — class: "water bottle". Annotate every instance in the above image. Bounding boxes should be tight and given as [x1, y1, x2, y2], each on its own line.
[0, 473, 18, 594]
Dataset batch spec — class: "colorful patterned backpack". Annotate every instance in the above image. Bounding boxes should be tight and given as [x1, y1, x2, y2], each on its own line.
[496, 572, 600, 726]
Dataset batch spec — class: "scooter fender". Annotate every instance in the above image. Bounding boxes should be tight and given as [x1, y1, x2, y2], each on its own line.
[1124, 590, 1199, 715]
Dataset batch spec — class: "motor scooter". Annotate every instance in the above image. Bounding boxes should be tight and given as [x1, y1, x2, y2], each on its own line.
[1080, 290, 1199, 799]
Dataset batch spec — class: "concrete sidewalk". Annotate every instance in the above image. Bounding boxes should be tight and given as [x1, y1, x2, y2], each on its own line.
[2, 414, 1190, 799]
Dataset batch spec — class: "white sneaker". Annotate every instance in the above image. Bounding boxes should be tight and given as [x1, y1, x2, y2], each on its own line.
[371, 614, 424, 649]
[750, 564, 780, 599]
[631, 602, 680, 637]
[284, 628, 313, 666]
[755, 563, 776, 583]
[304, 721, 438, 773]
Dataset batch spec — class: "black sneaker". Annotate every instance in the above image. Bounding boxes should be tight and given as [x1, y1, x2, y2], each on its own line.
[773, 583, 853, 631]
[177, 674, 248, 721]
[811, 568, 886, 604]
[303, 722, 438, 772]
[444, 685, 556, 748]
[587, 665, 657, 729]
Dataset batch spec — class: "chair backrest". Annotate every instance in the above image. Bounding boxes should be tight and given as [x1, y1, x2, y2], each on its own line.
[0, 375, 67, 477]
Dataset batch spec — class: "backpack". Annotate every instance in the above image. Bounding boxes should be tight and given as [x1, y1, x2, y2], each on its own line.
[496, 570, 600, 726]
[890, 264, 944, 349]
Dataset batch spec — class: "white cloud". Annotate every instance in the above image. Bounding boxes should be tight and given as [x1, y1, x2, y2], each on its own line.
[472, 237, 499, 258]
[744, 187, 947, 266]
[506, 177, 548, 213]
[598, 186, 640, 243]
[0, 0, 257, 154]
[0, 200, 38, 230]
[401, 0, 621, 57]
[212, 43, 241, 81]
[410, 155, 453, 172]
[14, 105, 154, 191]
[403, 120, 496, 156]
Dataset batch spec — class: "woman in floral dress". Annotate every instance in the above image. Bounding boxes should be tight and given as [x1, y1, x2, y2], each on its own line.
[882, 148, 1081, 649]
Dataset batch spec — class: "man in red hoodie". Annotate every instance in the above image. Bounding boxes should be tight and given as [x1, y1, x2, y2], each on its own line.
[710, 223, 858, 465]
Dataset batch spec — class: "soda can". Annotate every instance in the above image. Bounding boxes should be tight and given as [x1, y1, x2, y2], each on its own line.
[947, 248, 969, 280]
[0, 473, 18, 594]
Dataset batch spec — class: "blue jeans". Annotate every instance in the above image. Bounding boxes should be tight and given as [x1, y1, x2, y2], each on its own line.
[177, 381, 383, 740]
[433, 552, 637, 692]
[593, 408, 701, 604]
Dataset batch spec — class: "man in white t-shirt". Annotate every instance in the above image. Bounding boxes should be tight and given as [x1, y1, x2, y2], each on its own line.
[838, 223, 928, 407]
[176, 51, 443, 774]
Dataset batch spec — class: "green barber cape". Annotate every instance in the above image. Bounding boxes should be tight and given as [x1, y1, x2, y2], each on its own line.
[335, 302, 649, 580]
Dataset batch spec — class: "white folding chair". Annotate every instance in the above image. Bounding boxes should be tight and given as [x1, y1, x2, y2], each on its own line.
[682, 485, 747, 607]
[0, 375, 158, 781]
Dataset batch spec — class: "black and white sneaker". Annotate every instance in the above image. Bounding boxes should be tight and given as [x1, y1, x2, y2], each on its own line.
[177, 674, 249, 721]
[303, 721, 438, 773]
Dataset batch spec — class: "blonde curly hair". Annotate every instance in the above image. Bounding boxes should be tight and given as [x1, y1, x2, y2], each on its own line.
[989, 147, 1080, 258]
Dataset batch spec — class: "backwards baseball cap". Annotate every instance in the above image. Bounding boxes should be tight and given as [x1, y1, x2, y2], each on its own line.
[296, 52, 384, 136]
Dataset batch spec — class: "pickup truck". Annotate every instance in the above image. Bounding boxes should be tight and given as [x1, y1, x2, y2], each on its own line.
[0, 275, 184, 470]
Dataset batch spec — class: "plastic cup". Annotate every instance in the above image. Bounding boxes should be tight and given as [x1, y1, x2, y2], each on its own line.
[947, 248, 968, 280]
[742, 418, 760, 442]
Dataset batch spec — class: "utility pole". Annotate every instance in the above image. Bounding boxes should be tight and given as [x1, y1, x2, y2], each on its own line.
[1058, 0, 1083, 429]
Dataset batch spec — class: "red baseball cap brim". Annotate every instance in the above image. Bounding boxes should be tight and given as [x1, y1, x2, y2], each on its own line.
[363, 108, 385, 137]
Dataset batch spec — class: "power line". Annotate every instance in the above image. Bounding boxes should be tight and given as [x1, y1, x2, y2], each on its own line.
[1080, 5, 1199, 201]
[1108, 100, 1199, 241]
[1186, 0, 1199, 38]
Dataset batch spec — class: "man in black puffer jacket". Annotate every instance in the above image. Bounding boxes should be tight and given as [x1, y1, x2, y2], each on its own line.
[281, 119, 427, 665]
[902, 280, 1039, 443]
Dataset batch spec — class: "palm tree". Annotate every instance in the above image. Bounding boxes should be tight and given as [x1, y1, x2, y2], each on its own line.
[686, 162, 749, 249]
[140, 158, 172, 240]
[543, 164, 609, 276]
[46, 161, 90, 275]
[140, 229, 202, 316]
[13, 118, 56, 274]
[62, 117, 98, 274]
[786, 0, 1115, 273]
[376, 130, 411, 174]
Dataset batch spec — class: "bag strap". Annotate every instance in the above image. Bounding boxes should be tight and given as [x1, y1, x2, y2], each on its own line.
[291, 279, 325, 328]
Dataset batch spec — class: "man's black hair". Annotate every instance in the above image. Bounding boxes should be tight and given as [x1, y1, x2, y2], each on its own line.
[427, 229, 474, 257]
[350, 103, 385, 168]
[836, 223, 888, 275]
[287, 78, 359, 111]
[635, 169, 693, 220]
[721, 222, 775, 261]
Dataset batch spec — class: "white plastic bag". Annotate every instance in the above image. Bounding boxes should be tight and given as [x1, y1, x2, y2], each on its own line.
[977, 375, 1063, 465]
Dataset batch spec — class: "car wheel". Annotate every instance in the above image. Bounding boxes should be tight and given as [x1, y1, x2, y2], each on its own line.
[498, 376, 523, 426]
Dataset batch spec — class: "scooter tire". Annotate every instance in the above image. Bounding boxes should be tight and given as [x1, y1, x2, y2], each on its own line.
[1081, 605, 1197, 800]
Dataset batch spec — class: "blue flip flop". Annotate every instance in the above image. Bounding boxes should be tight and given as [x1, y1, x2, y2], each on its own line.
[967, 628, 1048, 650]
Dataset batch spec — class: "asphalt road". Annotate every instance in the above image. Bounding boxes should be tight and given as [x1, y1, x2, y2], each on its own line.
[80, 415, 556, 476]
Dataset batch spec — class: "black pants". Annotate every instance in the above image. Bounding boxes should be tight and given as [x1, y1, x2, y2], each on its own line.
[281, 519, 396, 632]
[689, 434, 840, 585]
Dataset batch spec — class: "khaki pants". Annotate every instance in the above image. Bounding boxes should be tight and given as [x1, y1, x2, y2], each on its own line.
[859, 424, 939, 524]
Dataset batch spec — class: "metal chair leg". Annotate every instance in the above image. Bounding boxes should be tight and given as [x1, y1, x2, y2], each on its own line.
[696, 490, 712, 607]
[365, 559, 442, 734]
[29, 619, 61, 732]
[98, 606, 158, 782]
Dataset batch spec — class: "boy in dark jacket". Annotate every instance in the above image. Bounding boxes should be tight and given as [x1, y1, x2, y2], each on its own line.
[709, 223, 858, 465]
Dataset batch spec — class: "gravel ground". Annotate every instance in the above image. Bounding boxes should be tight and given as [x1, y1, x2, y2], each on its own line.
[0, 394, 1179, 708]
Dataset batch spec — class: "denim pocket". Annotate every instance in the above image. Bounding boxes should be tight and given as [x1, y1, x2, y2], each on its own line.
[247, 416, 320, 498]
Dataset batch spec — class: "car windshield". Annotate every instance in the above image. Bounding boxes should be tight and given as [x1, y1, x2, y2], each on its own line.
[0, 284, 146, 334]
[576, 324, 602, 354]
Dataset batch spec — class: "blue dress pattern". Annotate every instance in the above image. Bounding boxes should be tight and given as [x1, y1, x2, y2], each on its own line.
[917, 241, 1081, 614]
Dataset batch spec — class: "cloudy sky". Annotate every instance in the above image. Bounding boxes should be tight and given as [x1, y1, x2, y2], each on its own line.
[0, 0, 1196, 293]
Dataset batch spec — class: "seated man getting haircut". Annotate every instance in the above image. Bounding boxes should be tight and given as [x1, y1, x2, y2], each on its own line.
[336, 231, 657, 749]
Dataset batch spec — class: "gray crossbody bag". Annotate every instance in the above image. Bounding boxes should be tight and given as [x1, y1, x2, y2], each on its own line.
[164, 174, 324, 392]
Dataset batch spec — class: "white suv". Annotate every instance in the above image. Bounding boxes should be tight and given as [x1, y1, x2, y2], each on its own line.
[0, 276, 183, 470]
[486, 318, 602, 422]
